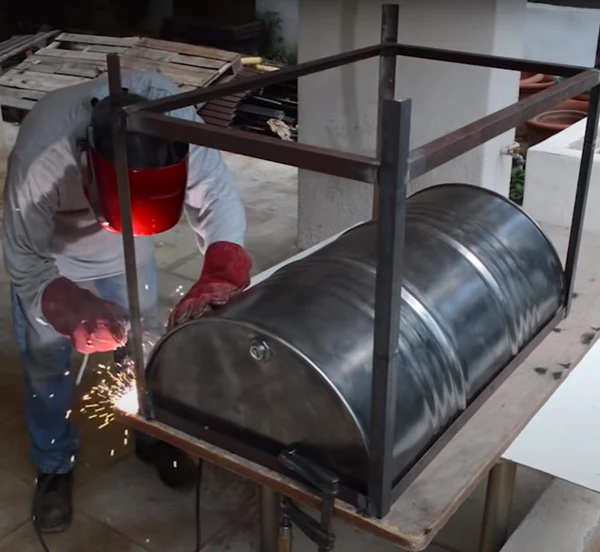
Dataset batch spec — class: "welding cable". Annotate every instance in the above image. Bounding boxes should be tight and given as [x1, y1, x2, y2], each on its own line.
[193, 460, 204, 552]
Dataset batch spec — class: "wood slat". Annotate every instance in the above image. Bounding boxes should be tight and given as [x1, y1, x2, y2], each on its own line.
[35, 47, 107, 62]
[34, 48, 215, 78]
[127, 46, 225, 70]
[0, 85, 45, 100]
[26, 54, 215, 88]
[55, 32, 139, 48]
[0, 70, 87, 92]
[0, 30, 61, 65]
[141, 37, 237, 62]
[19, 58, 103, 79]
[0, 95, 36, 110]
[77, 44, 129, 54]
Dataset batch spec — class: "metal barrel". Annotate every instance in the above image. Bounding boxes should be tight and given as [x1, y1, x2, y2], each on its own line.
[146, 183, 565, 499]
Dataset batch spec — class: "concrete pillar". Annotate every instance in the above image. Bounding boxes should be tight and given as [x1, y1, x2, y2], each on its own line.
[297, 0, 526, 248]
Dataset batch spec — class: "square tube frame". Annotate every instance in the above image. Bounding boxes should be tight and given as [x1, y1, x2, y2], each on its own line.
[107, 5, 600, 518]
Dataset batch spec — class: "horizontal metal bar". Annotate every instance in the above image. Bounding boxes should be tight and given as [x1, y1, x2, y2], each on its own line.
[126, 42, 593, 116]
[393, 43, 590, 77]
[126, 44, 385, 115]
[128, 111, 380, 184]
[409, 69, 600, 180]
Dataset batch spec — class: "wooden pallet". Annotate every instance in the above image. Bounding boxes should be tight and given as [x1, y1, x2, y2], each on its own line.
[0, 32, 242, 115]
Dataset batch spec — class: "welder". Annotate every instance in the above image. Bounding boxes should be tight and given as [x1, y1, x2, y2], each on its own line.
[2, 70, 252, 533]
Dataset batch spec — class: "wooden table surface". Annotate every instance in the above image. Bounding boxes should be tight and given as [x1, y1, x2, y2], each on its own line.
[120, 223, 600, 552]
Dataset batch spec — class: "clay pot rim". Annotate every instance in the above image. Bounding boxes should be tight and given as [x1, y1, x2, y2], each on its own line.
[519, 72, 555, 90]
[520, 72, 545, 85]
[526, 109, 587, 131]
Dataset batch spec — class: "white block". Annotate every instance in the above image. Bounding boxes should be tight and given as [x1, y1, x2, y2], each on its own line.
[523, 117, 600, 235]
[501, 479, 600, 552]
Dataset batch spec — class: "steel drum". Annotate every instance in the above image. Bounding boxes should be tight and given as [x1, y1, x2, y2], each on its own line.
[145, 183, 564, 502]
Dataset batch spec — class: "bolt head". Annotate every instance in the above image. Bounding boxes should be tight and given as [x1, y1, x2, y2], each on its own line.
[249, 339, 270, 361]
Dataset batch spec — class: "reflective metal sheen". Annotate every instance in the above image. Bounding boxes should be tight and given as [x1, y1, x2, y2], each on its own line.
[146, 183, 565, 494]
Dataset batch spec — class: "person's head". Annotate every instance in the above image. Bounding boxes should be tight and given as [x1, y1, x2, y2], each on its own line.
[81, 90, 189, 236]
[89, 91, 188, 169]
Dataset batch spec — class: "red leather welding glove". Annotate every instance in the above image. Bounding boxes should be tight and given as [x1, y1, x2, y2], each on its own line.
[168, 241, 252, 329]
[41, 277, 130, 354]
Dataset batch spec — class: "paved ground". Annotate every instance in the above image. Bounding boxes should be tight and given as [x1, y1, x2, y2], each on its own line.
[0, 124, 552, 551]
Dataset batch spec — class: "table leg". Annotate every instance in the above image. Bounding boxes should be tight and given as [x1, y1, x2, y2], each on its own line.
[260, 486, 281, 552]
[479, 460, 517, 552]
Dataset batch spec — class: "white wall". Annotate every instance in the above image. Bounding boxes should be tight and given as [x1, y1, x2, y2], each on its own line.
[524, 3, 600, 66]
[296, 0, 525, 248]
[252, 2, 600, 67]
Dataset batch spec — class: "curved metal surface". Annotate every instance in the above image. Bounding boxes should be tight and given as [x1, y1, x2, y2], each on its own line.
[146, 183, 565, 493]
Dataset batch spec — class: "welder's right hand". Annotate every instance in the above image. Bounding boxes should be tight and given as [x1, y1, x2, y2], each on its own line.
[41, 277, 130, 354]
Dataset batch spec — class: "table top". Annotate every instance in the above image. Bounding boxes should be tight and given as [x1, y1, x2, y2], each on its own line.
[503, 321, 600, 491]
[120, 223, 600, 552]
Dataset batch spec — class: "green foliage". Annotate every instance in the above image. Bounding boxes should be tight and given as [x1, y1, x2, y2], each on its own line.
[257, 10, 297, 66]
[510, 166, 525, 205]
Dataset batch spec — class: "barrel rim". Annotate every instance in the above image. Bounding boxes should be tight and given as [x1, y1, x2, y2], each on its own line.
[409, 183, 565, 277]
[145, 316, 370, 455]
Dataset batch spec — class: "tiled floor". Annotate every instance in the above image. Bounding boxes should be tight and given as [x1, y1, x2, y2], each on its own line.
[0, 146, 551, 551]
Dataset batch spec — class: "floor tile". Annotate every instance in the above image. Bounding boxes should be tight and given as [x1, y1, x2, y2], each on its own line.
[157, 270, 196, 306]
[0, 415, 34, 485]
[0, 513, 149, 552]
[0, 282, 14, 337]
[0, 338, 24, 426]
[153, 222, 200, 271]
[78, 456, 256, 552]
[0, 468, 30, 540]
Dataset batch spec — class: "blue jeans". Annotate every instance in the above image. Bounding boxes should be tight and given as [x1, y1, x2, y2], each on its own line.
[11, 256, 161, 475]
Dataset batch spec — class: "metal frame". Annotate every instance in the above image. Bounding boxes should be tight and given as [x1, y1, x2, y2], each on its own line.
[106, 4, 600, 519]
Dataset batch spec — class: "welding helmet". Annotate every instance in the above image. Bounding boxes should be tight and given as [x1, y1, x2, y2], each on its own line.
[80, 91, 189, 236]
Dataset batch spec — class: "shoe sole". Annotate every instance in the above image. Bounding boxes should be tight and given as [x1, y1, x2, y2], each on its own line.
[35, 520, 72, 534]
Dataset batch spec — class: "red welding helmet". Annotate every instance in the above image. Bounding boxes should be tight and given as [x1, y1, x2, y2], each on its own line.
[80, 91, 189, 236]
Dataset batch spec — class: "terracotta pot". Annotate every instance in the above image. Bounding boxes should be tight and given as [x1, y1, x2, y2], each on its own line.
[517, 73, 557, 137]
[525, 101, 587, 146]
[519, 72, 555, 100]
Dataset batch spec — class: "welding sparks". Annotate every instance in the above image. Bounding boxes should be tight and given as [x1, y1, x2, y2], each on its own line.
[79, 359, 139, 430]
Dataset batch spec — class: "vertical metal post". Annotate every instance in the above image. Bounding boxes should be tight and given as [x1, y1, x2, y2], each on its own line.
[368, 98, 412, 517]
[478, 461, 517, 552]
[260, 486, 280, 552]
[564, 27, 600, 314]
[106, 54, 150, 417]
[373, 3, 399, 219]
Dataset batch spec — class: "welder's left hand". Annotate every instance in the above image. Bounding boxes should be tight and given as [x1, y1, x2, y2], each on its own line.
[168, 241, 252, 330]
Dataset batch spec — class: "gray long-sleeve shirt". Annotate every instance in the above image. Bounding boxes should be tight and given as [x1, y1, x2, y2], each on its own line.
[2, 70, 246, 323]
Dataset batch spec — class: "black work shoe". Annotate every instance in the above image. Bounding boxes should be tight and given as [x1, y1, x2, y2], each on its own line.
[33, 471, 73, 534]
[135, 440, 198, 490]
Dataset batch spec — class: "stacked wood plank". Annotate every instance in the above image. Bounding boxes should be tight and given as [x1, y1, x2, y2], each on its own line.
[0, 32, 242, 115]
[0, 30, 60, 67]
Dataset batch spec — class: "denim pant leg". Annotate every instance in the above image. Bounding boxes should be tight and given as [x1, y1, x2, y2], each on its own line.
[93, 254, 162, 447]
[12, 287, 78, 474]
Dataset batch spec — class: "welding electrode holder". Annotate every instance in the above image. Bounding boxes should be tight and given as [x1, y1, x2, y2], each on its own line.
[277, 448, 339, 552]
